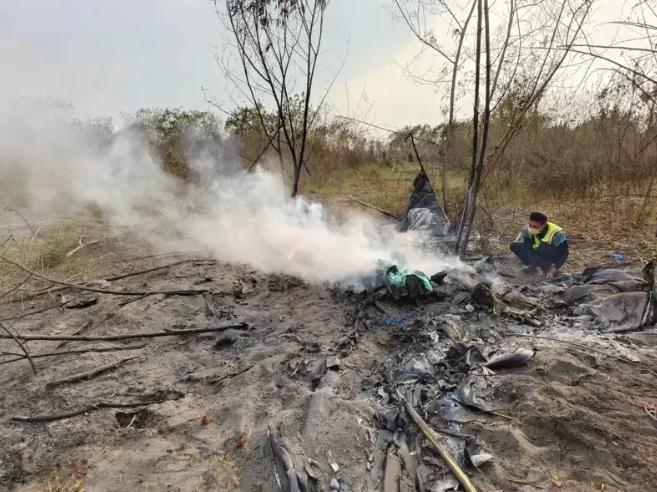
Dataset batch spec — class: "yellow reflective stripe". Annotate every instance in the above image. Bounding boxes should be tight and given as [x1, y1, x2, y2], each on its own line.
[544, 222, 562, 244]
[532, 222, 561, 250]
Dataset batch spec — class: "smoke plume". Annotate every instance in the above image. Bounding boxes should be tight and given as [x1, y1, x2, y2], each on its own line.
[0, 100, 462, 286]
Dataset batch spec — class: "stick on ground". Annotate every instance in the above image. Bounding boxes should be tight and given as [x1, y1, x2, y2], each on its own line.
[0, 321, 36, 374]
[398, 390, 477, 492]
[11, 396, 183, 423]
[1, 257, 215, 303]
[205, 364, 255, 385]
[0, 256, 209, 297]
[66, 239, 100, 258]
[0, 323, 248, 342]
[45, 356, 137, 388]
[0, 343, 146, 364]
[106, 259, 217, 282]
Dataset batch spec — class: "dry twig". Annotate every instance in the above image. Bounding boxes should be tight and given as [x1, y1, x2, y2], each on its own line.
[205, 364, 255, 385]
[11, 394, 183, 423]
[0, 324, 248, 342]
[0, 321, 36, 374]
[105, 259, 216, 282]
[1, 256, 209, 297]
[45, 357, 137, 388]
[0, 344, 145, 364]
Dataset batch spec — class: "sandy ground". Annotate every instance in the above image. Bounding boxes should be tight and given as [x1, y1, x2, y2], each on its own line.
[2, 223, 657, 491]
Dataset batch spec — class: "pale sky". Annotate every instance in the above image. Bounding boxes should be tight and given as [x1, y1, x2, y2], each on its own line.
[0, 0, 630, 128]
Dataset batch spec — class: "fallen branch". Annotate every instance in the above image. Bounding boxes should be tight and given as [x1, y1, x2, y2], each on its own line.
[0, 344, 145, 364]
[1, 305, 61, 322]
[66, 239, 100, 258]
[105, 259, 216, 282]
[11, 395, 182, 423]
[46, 357, 137, 388]
[1, 258, 216, 303]
[398, 390, 477, 492]
[118, 295, 149, 307]
[347, 196, 398, 220]
[205, 364, 255, 385]
[1, 256, 209, 297]
[0, 321, 36, 375]
[0, 324, 248, 342]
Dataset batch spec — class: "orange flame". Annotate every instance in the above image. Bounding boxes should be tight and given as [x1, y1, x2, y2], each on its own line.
[287, 249, 296, 261]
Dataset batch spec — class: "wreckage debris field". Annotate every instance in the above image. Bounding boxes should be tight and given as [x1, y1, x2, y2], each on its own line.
[2, 252, 657, 491]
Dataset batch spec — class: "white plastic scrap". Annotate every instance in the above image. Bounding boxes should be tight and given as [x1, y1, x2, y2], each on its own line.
[327, 450, 340, 473]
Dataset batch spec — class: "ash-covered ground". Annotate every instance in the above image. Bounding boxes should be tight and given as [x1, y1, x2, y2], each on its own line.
[2, 233, 657, 492]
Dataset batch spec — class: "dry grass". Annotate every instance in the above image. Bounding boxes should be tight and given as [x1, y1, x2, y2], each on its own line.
[306, 159, 657, 271]
[0, 216, 153, 302]
[19, 461, 87, 492]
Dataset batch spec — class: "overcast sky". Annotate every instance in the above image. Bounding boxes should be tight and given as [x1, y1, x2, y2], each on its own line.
[0, 0, 628, 128]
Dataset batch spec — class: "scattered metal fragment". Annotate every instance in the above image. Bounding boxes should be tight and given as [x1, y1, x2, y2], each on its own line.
[436, 401, 478, 423]
[268, 427, 301, 492]
[502, 306, 542, 327]
[465, 439, 493, 468]
[484, 349, 534, 370]
[304, 458, 322, 480]
[432, 474, 459, 492]
[397, 391, 477, 492]
[453, 382, 493, 413]
[327, 450, 340, 473]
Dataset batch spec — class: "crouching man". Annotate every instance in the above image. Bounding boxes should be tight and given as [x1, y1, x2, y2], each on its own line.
[510, 212, 568, 278]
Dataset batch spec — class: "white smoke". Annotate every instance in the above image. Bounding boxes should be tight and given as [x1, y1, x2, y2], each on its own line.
[0, 100, 463, 286]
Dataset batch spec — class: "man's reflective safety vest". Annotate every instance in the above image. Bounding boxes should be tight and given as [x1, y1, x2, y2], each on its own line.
[532, 222, 562, 250]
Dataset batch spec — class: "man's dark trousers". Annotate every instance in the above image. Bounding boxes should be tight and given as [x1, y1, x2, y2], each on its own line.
[510, 239, 562, 273]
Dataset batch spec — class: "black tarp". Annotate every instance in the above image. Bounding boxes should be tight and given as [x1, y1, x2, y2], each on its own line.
[399, 171, 450, 237]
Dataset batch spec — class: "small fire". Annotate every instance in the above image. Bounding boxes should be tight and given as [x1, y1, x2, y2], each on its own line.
[287, 249, 296, 261]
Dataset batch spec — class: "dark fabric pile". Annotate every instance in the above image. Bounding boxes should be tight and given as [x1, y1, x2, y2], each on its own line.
[399, 172, 450, 240]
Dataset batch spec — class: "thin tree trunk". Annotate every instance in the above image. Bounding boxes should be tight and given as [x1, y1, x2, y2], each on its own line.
[443, 0, 478, 217]
[455, 0, 483, 256]
[461, 0, 492, 252]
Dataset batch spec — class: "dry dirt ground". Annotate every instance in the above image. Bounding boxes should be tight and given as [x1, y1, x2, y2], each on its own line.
[2, 222, 657, 491]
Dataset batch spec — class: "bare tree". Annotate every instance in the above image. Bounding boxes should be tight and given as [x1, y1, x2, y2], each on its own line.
[393, 0, 478, 214]
[394, 1, 593, 254]
[455, 0, 492, 256]
[573, 1, 657, 222]
[483, 0, 593, 177]
[217, 0, 329, 196]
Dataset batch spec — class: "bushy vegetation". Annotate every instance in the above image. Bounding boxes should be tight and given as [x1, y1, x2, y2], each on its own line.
[64, 80, 653, 238]
[219, 83, 656, 223]
[126, 108, 226, 182]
